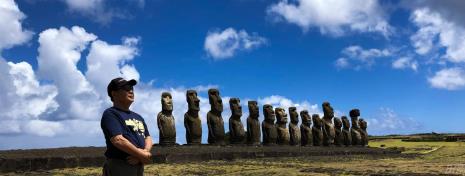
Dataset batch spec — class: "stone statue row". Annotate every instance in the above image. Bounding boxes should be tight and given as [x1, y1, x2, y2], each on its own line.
[157, 89, 368, 147]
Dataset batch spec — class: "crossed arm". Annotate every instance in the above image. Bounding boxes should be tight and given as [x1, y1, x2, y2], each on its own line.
[110, 135, 153, 164]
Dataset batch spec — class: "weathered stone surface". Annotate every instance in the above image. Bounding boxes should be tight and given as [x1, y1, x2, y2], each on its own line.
[322, 102, 336, 146]
[0, 146, 400, 173]
[184, 90, 202, 145]
[275, 108, 290, 145]
[246, 101, 261, 145]
[158, 92, 177, 146]
[312, 114, 324, 146]
[288, 107, 301, 146]
[341, 116, 352, 146]
[262, 104, 277, 145]
[207, 89, 225, 145]
[300, 110, 313, 146]
[350, 109, 363, 146]
[334, 117, 344, 146]
[360, 118, 369, 147]
[229, 98, 246, 144]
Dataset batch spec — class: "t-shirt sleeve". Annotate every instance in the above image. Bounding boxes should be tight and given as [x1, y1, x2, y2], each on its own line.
[101, 110, 123, 137]
[142, 118, 150, 137]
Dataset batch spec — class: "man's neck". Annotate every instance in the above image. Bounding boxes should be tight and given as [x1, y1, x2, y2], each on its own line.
[113, 102, 131, 112]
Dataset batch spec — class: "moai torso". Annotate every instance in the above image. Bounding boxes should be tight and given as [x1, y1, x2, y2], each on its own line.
[333, 117, 344, 146]
[300, 110, 313, 146]
[246, 101, 261, 145]
[229, 98, 245, 144]
[350, 109, 362, 146]
[288, 107, 301, 146]
[312, 114, 323, 146]
[341, 116, 352, 146]
[360, 118, 368, 147]
[184, 90, 202, 145]
[262, 104, 277, 145]
[158, 92, 176, 146]
[276, 108, 290, 145]
[322, 102, 336, 146]
[207, 89, 225, 145]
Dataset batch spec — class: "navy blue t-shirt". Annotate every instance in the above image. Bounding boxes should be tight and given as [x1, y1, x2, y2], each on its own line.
[101, 107, 150, 159]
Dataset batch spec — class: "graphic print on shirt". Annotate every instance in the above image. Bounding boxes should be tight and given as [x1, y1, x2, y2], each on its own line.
[125, 118, 145, 136]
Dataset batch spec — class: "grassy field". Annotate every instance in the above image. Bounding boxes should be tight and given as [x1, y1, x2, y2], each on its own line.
[6, 139, 465, 176]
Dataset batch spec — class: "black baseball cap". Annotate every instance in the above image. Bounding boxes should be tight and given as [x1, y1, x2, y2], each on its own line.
[107, 77, 137, 100]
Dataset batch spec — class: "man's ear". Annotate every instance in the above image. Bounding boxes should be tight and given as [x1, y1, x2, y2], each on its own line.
[111, 91, 117, 100]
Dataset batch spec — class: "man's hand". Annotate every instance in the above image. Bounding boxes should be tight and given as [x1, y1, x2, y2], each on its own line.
[138, 148, 152, 164]
[126, 155, 140, 165]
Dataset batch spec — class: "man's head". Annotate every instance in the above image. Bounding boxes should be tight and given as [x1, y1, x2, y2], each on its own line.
[107, 77, 137, 105]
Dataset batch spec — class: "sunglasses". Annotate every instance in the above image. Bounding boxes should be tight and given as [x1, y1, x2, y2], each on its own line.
[118, 84, 134, 91]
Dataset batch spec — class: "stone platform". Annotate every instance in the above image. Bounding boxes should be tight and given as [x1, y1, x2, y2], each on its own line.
[0, 145, 400, 173]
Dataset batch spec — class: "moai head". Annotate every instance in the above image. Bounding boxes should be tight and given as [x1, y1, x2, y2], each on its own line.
[350, 109, 360, 128]
[359, 118, 367, 130]
[275, 108, 288, 125]
[300, 110, 312, 125]
[229, 98, 242, 118]
[208, 89, 223, 113]
[334, 117, 342, 129]
[289, 107, 299, 124]
[186, 90, 200, 112]
[248, 101, 259, 119]
[263, 104, 275, 123]
[312, 114, 322, 128]
[322, 102, 334, 119]
[341, 116, 350, 129]
[161, 92, 173, 112]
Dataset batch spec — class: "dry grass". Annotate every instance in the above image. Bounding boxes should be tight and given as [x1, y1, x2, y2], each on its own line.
[6, 140, 465, 176]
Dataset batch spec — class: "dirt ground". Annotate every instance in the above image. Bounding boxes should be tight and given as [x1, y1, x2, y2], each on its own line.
[3, 139, 465, 176]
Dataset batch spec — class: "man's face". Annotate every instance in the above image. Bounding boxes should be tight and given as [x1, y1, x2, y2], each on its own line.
[230, 99, 242, 117]
[112, 84, 134, 104]
[264, 105, 275, 122]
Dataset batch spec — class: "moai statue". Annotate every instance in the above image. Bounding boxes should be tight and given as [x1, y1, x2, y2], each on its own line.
[275, 107, 290, 145]
[288, 107, 301, 146]
[262, 104, 278, 145]
[184, 90, 202, 145]
[350, 109, 362, 146]
[333, 117, 344, 146]
[322, 102, 336, 146]
[246, 101, 261, 146]
[229, 98, 245, 144]
[341, 116, 352, 146]
[300, 110, 313, 146]
[157, 92, 176, 146]
[312, 114, 323, 146]
[207, 89, 225, 145]
[359, 118, 368, 147]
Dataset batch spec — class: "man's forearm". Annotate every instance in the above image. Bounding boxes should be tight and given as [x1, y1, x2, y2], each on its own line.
[111, 135, 149, 160]
[144, 136, 153, 151]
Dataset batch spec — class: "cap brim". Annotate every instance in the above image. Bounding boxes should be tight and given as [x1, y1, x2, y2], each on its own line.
[127, 79, 137, 86]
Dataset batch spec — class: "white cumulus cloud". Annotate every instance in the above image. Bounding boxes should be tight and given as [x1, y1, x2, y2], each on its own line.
[335, 45, 392, 70]
[204, 28, 267, 60]
[365, 107, 422, 135]
[267, 0, 392, 36]
[0, 0, 33, 51]
[428, 67, 465, 90]
[392, 57, 418, 71]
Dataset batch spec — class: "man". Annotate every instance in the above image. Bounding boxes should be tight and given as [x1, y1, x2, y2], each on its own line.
[101, 77, 153, 176]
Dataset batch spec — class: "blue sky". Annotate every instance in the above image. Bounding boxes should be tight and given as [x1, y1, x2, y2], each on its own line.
[1, 0, 465, 149]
